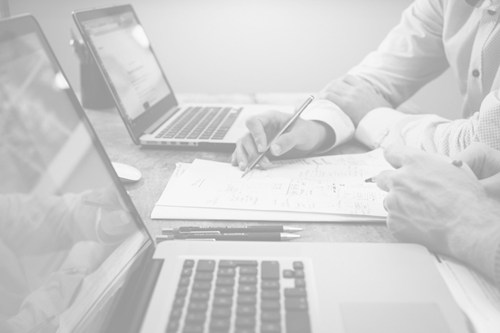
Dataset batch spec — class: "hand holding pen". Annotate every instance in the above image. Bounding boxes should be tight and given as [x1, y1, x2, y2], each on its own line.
[241, 95, 314, 178]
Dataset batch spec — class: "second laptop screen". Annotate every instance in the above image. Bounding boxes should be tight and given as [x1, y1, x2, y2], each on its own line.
[81, 11, 171, 121]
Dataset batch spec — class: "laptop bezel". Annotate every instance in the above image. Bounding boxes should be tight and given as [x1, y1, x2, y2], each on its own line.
[0, 13, 158, 332]
[72, 4, 179, 145]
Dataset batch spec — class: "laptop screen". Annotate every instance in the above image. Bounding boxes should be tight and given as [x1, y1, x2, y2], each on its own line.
[79, 9, 172, 122]
[0, 16, 152, 333]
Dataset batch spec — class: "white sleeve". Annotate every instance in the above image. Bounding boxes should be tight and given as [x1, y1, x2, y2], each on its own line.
[301, 99, 355, 153]
[355, 107, 406, 149]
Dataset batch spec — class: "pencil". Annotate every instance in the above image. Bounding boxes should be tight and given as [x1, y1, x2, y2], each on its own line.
[241, 95, 315, 178]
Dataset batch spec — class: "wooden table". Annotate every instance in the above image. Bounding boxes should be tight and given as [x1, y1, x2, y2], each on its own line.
[85, 93, 395, 244]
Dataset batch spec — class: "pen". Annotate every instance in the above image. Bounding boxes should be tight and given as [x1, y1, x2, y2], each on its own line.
[241, 95, 315, 178]
[157, 232, 300, 241]
[162, 226, 302, 234]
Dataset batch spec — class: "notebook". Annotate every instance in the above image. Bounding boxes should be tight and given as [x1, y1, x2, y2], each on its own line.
[72, 4, 293, 150]
[0, 14, 470, 333]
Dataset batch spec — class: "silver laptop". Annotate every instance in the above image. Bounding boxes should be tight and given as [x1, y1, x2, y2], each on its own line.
[0, 15, 470, 333]
[72, 4, 293, 150]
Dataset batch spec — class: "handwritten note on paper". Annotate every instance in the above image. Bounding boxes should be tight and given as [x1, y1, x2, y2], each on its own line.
[156, 150, 391, 217]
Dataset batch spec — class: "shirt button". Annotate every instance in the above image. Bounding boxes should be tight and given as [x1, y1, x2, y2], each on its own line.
[472, 69, 480, 77]
[488, 10, 496, 15]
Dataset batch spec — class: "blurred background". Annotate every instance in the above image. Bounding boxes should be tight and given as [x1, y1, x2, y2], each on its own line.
[9, 0, 462, 119]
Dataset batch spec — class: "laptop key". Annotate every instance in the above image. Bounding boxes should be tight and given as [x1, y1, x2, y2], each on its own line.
[239, 276, 257, 285]
[188, 302, 208, 312]
[240, 267, 258, 276]
[261, 323, 281, 333]
[261, 280, 280, 290]
[238, 285, 257, 294]
[237, 295, 257, 305]
[213, 297, 232, 307]
[184, 260, 195, 268]
[261, 300, 280, 311]
[194, 272, 213, 281]
[185, 312, 206, 324]
[217, 268, 236, 277]
[235, 329, 254, 333]
[166, 320, 179, 333]
[261, 261, 280, 280]
[192, 282, 211, 290]
[170, 308, 183, 318]
[284, 288, 307, 298]
[261, 311, 281, 322]
[209, 319, 230, 331]
[190, 291, 210, 301]
[284, 298, 308, 311]
[211, 307, 231, 318]
[235, 316, 256, 328]
[216, 277, 235, 287]
[182, 324, 203, 333]
[236, 306, 256, 317]
[197, 260, 216, 272]
[285, 310, 311, 333]
[214, 287, 233, 297]
[295, 279, 306, 288]
[261, 290, 280, 299]
[172, 297, 185, 308]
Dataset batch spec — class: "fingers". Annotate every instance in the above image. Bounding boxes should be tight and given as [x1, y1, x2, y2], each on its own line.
[245, 111, 287, 152]
[232, 133, 272, 171]
[375, 170, 396, 192]
[480, 173, 500, 199]
[382, 144, 411, 169]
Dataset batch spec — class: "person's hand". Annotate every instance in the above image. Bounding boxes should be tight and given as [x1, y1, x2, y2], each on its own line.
[319, 75, 392, 126]
[453, 143, 500, 199]
[375, 144, 500, 280]
[75, 186, 136, 244]
[231, 110, 332, 170]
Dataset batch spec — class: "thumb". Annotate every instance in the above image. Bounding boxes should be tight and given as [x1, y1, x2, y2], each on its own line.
[480, 173, 500, 199]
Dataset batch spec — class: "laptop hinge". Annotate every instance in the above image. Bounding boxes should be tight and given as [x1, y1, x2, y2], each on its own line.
[144, 107, 179, 135]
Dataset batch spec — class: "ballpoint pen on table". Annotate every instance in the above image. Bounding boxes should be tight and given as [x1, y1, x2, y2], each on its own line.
[162, 226, 302, 234]
[241, 95, 315, 178]
[156, 232, 300, 242]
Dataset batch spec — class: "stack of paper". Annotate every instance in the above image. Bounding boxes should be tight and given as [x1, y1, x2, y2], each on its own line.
[152, 150, 391, 222]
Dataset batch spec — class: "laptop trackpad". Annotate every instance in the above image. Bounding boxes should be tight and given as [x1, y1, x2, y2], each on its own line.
[340, 303, 451, 333]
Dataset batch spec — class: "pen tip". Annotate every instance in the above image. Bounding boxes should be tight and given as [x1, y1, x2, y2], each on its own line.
[282, 233, 301, 240]
[283, 226, 302, 232]
[364, 177, 373, 183]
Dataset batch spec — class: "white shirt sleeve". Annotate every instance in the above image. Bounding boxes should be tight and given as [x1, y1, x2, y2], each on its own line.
[355, 108, 406, 149]
[300, 99, 355, 153]
[348, 0, 448, 108]
[357, 90, 500, 156]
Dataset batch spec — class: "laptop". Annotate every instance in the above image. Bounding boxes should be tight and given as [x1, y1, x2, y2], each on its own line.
[72, 4, 293, 150]
[0, 15, 471, 333]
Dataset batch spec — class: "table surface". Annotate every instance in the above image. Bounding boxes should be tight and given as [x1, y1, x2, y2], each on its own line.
[85, 93, 395, 244]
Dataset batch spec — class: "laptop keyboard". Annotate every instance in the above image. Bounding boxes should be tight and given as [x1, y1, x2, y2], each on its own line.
[156, 107, 243, 141]
[166, 259, 312, 333]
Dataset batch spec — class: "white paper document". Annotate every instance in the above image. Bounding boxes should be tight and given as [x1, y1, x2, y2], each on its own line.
[152, 150, 390, 221]
[436, 256, 500, 333]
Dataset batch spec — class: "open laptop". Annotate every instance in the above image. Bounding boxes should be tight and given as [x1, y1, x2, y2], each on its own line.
[0, 15, 471, 333]
[72, 4, 293, 150]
